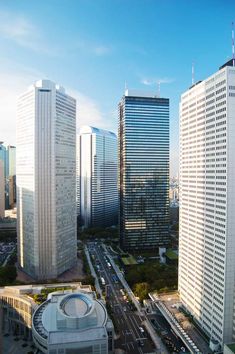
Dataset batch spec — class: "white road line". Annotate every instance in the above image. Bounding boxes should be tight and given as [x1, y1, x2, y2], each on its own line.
[132, 313, 144, 334]
[94, 247, 143, 354]
[128, 313, 141, 338]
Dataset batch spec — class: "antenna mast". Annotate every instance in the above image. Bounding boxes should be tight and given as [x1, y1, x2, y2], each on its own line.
[232, 22, 235, 67]
[158, 81, 161, 97]
[192, 62, 195, 85]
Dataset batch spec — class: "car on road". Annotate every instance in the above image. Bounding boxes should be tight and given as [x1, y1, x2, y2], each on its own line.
[150, 318, 159, 329]
[138, 339, 144, 347]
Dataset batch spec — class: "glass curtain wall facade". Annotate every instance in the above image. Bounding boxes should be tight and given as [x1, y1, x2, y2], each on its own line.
[119, 90, 170, 250]
[6, 146, 16, 208]
[77, 126, 118, 228]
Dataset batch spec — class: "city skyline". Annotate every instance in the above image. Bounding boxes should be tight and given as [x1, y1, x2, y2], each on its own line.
[0, 0, 234, 176]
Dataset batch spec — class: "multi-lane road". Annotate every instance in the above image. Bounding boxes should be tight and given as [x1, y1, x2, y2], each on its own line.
[87, 241, 156, 354]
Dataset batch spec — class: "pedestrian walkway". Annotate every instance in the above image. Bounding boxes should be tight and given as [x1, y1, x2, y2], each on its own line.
[84, 245, 102, 298]
[143, 319, 169, 354]
[104, 245, 142, 313]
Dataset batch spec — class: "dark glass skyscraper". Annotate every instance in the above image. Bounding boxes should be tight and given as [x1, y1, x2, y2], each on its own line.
[118, 90, 169, 250]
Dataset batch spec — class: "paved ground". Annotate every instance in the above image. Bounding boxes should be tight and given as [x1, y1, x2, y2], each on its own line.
[87, 241, 158, 354]
[16, 257, 85, 283]
[57, 257, 85, 281]
[3, 334, 36, 354]
[146, 310, 188, 353]
[154, 292, 212, 354]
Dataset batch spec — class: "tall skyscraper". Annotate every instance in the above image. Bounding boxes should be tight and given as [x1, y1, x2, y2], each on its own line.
[0, 143, 6, 212]
[17, 79, 77, 280]
[0, 142, 7, 178]
[77, 125, 118, 228]
[6, 145, 16, 176]
[179, 60, 235, 346]
[0, 160, 5, 218]
[118, 90, 170, 250]
[6, 145, 16, 208]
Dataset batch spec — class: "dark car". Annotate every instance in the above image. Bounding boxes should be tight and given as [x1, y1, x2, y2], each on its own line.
[138, 340, 144, 347]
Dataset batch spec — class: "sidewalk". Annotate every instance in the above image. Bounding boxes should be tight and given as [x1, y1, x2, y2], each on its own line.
[84, 245, 102, 298]
[143, 319, 169, 354]
[104, 245, 142, 313]
[104, 244, 169, 354]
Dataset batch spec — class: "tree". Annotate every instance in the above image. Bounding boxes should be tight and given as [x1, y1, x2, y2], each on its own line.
[0, 265, 17, 285]
[134, 282, 150, 302]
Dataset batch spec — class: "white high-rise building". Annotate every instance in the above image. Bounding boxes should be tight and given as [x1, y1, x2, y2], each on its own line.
[17, 80, 77, 280]
[179, 60, 235, 346]
[77, 126, 118, 228]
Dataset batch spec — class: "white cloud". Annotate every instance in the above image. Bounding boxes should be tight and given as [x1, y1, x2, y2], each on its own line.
[0, 10, 56, 54]
[75, 39, 112, 56]
[68, 89, 107, 130]
[93, 45, 111, 56]
[141, 77, 174, 85]
[0, 68, 39, 145]
[0, 66, 109, 144]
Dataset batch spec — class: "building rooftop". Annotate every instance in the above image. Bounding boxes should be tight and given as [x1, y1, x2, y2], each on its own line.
[125, 89, 160, 98]
[79, 125, 116, 138]
[33, 291, 109, 344]
[219, 58, 235, 70]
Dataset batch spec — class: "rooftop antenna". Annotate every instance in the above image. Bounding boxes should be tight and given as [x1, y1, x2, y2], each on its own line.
[192, 61, 195, 85]
[232, 22, 235, 67]
[158, 80, 161, 97]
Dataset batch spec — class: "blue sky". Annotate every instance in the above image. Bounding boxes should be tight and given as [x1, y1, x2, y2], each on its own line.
[0, 0, 234, 176]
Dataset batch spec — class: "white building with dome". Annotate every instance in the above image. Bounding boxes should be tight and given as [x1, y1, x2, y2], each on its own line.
[32, 290, 114, 354]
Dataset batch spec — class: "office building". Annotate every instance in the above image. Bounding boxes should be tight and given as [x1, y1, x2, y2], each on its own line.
[0, 160, 4, 218]
[6, 145, 16, 209]
[8, 175, 16, 208]
[0, 144, 16, 210]
[179, 59, 235, 346]
[6, 145, 16, 177]
[0, 142, 6, 178]
[118, 90, 170, 250]
[0, 143, 6, 213]
[77, 125, 118, 228]
[17, 79, 77, 280]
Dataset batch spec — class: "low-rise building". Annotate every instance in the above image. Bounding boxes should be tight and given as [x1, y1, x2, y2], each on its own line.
[32, 290, 114, 354]
[0, 283, 113, 354]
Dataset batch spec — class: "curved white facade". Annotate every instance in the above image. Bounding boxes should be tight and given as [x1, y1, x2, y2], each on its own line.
[32, 291, 113, 354]
[77, 125, 118, 228]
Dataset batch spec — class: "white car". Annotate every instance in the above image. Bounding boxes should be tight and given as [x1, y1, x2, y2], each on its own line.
[139, 327, 144, 333]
